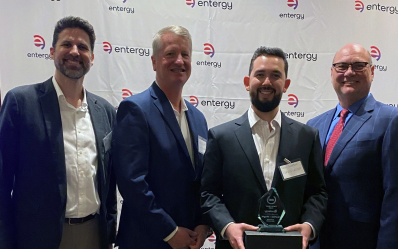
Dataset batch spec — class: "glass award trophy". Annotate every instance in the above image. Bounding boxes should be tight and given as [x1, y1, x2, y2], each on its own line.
[257, 187, 286, 233]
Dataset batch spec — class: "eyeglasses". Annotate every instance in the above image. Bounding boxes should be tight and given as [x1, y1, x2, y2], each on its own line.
[332, 62, 370, 73]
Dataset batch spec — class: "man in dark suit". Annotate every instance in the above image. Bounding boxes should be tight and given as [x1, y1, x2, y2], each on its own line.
[201, 46, 327, 249]
[0, 16, 117, 249]
[113, 25, 210, 249]
[307, 43, 398, 249]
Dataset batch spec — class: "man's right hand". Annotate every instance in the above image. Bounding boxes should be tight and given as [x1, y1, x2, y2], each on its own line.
[168, 227, 197, 249]
[225, 223, 258, 249]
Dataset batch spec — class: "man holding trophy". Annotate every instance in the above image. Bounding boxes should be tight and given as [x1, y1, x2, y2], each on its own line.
[200, 46, 327, 249]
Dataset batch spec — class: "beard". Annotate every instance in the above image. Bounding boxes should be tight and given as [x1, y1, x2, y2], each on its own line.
[250, 88, 282, 113]
[54, 56, 90, 80]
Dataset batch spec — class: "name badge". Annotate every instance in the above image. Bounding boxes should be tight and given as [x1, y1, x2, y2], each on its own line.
[198, 135, 207, 155]
[279, 160, 306, 181]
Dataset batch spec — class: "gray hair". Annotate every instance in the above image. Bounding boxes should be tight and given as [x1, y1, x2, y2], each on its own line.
[152, 25, 192, 57]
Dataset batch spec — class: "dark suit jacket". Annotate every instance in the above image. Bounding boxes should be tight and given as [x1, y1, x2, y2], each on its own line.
[307, 94, 398, 249]
[0, 78, 117, 249]
[201, 111, 327, 249]
[113, 82, 208, 249]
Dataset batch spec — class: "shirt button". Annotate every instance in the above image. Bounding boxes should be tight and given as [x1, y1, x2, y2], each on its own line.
[79, 151, 82, 155]
[265, 158, 270, 163]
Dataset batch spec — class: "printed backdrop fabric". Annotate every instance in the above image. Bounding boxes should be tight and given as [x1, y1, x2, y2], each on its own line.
[1, 0, 398, 248]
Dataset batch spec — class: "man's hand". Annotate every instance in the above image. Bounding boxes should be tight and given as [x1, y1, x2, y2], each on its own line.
[189, 225, 210, 249]
[225, 223, 258, 249]
[168, 227, 197, 249]
[284, 223, 312, 249]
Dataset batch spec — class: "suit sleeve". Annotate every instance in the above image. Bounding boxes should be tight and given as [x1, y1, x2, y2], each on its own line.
[112, 100, 177, 241]
[377, 114, 398, 248]
[0, 91, 19, 248]
[200, 128, 235, 234]
[300, 129, 328, 235]
[106, 108, 117, 243]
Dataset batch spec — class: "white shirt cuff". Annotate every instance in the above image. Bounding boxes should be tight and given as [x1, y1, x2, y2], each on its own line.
[163, 226, 178, 242]
[221, 222, 234, 239]
[304, 222, 316, 240]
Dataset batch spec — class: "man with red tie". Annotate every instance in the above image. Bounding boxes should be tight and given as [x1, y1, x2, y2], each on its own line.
[307, 43, 398, 249]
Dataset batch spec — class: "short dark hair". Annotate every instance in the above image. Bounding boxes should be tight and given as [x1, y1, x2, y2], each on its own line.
[52, 16, 96, 51]
[248, 46, 288, 77]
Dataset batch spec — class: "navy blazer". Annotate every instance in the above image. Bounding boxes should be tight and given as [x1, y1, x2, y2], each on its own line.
[113, 82, 208, 249]
[201, 111, 327, 249]
[0, 78, 117, 249]
[307, 94, 398, 249]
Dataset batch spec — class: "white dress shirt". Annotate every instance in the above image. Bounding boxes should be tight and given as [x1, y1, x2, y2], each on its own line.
[248, 106, 281, 191]
[53, 78, 100, 218]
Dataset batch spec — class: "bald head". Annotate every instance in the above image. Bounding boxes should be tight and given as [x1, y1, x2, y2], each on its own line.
[333, 43, 372, 65]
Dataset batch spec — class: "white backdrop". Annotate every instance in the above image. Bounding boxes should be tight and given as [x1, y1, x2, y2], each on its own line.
[1, 0, 398, 248]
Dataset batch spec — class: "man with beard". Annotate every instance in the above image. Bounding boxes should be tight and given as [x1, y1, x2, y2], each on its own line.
[200, 46, 327, 249]
[0, 16, 117, 249]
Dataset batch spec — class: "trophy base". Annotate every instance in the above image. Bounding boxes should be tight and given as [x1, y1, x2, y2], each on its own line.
[257, 224, 285, 233]
[244, 230, 302, 249]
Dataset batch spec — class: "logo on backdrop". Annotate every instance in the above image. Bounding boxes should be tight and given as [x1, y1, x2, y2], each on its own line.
[27, 35, 51, 60]
[288, 94, 299, 108]
[285, 52, 317, 61]
[204, 43, 215, 58]
[354, 2, 398, 14]
[122, 89, 133, 100]
[370, 46, 381, 61]
[187, 95, 235, 109]
[287, 0, 298, 10]
[280, 0, 304, 20]
[387, 103, 398, 108]
[102, 41, 150, 56]
[185, 0, 233, 10]
[34, 35, 45, 50]
[197, 42, 222, 68]
[283, 94, 304, 118]
[103, 42, 112, 54]
[186, 0, 195, 8]
[189, 96, 199, 107]
[355, 1, 364, 12]
[108, 0, 135, 14]
[370, 46, 387, 72]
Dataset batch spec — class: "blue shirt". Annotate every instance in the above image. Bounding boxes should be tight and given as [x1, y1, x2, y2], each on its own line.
[325, 94, 369, 145]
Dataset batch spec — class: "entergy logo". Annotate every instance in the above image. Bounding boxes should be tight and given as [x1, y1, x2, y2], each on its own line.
[370, 46, 381, 61]
[33, 35, 45, 50]
[208, 233, 216, 244]
[186, 0, 195, 8]
[122, 89, 133, 99]
[204, 43, 215, 58]
[288, 94, 299, 108]
[287, 0, 298, 10]
[355, 1, 364, 12]
[103, 42, 112, 54]
[189, 95, 199, 107]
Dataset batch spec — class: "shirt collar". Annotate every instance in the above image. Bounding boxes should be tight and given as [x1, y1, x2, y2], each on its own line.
[334, 93, 369, 119]
[155, 81, 188, 113]
[248, 105, 282, 130]
[52, 76, 88, 111]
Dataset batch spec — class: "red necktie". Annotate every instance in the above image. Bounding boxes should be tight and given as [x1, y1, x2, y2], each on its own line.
[324, 109, 349, 166]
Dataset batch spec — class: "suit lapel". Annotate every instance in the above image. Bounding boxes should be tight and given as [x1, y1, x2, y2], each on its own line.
[326, 96, 374, 168]
[273, 113, 293, 188]
[234, 112, 267, 192]
[38, 78, 66, 196]
[185, 101, 200, 175]
[87, 92, 107, 184]
[150, 83, 192, 166]
[319, 110, 335, 148]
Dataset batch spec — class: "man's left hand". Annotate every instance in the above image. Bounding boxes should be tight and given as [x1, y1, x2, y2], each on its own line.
[284, 223, 312, 249]
[189, 225, 210, 249]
